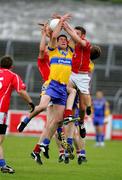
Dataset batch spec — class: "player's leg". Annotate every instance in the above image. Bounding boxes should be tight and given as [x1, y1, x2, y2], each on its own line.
[63, 122, 75, 164]
[97, 124, 105, 147]
[0, 124, 15, 174]
[95, 125, 100, 146]
[31, 104, 54, 164]
[31, 82, 70, 163]
[64, 81, 77, 121]
[54, 133, 65, 162]
[93, 120, 100, 146]
[32, 104, 65, 162]
[78, 93, 87, 138]
[31, 119, 51, 164]
[73, 124, 87, 164]
[85, 94, 92, 115]
[94, 119, 105, 147]
[18, 94, 51, 132]
[72, 73, 91, 138]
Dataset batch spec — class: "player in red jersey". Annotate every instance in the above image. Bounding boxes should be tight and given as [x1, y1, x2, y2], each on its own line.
[63, 22, 91, 138]
[0, 56, 34, 174]
[31, 23, 53, 164]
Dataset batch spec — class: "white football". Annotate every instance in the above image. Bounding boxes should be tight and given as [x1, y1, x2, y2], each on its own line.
[49, 18, 60, 31]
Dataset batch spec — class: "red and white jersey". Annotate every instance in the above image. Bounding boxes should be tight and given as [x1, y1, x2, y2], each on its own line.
[72, 38, 91, 73]
[37, 53, 50, 82]
[0, 68, 26, 112]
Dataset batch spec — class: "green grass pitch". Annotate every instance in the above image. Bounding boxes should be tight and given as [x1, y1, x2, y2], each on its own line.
[0, 135, 122, 180]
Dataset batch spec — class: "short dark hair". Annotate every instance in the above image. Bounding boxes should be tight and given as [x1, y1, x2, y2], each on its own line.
[0, 56, 13, 69]
[75, 26, 86, 35]
[90, 45, 101, 60]
[57, 34, 68, 41]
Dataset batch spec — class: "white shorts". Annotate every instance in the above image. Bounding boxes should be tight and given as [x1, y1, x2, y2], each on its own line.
[70, 72, 91, 94]
[0, 112, 8, 125]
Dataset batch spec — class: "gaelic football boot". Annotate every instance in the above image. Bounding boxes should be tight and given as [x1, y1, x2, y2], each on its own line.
[17, 117, 30, 132]
[58, 154, 64, 163]
[64, 156, 69, 164]
[40, 145, 49, 159]
[1, 165, 15, 174]
[78, 156, 87, 165]
[79, 123, 86, 138]
[31, 152, 43, 165]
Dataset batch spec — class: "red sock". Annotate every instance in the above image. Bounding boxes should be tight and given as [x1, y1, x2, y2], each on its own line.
[64, 109, 73, 118]
[33, 144, 41, 154]
[59, 149, 64, 155]
[76, 150, 80, 157]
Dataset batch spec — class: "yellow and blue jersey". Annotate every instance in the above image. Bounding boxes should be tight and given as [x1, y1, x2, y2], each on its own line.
[89, 60, 95, 73]
[48, 46, 73, 84]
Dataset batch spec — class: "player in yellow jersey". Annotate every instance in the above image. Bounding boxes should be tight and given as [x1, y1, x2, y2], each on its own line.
[17, 15, 74, 164]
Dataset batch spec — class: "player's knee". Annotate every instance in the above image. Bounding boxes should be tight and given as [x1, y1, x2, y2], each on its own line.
[35, 103, 47, 112]
[80, 104, 86, 111]
[69, 88, 77, 95]
[53, 117, 62, 124]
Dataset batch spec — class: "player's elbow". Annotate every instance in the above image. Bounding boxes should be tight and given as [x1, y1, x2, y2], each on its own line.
[18, 89, 25, 96]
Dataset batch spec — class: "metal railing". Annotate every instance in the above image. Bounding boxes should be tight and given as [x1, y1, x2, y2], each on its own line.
[113, 88, 122, 113]
[105, 44, 114, 77]
[1, 40, 122, 112]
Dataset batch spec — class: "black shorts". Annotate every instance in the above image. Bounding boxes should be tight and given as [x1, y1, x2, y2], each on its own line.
[0, 124, 7, 134]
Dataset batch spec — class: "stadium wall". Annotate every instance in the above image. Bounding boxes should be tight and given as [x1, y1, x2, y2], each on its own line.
[7, 110, 122, 140]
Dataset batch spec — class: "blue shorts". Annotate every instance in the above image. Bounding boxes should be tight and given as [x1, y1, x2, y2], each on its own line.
[73, 107, 80, 126]
[45, 80, 68, 106]
[93, 117, 104, 126]
[73, 92, 79, 109]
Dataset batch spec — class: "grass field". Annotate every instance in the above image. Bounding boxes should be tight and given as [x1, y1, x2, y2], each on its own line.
[0, 135, 122, 180]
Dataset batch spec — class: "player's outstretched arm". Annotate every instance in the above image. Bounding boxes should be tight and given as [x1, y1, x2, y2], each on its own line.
[49, 18, 63, 48]
[18, 89, 35, 112]
[63, 21, 86, 47]
[39, 23, 47, 59]
[52, 13, 72, 21]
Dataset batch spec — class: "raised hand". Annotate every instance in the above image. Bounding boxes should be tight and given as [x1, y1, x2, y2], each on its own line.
[61, 13, 72, 21]
[52, 13, 61, 19]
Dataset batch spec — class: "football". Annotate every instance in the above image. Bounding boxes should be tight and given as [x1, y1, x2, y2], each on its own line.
[49, 18, 60, 31]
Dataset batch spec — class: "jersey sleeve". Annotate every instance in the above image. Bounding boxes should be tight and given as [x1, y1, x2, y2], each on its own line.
[37, 56, 50, 81]
[47, 46, 57, 58]
[12, 74, 26, 92]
